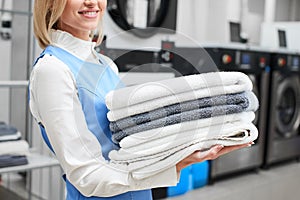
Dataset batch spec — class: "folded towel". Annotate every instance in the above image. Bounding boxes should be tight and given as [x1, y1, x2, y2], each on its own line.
[110, 92, 258, 144]
[109, 122, 258, 180]
[109, 121, 257, 162]
[0, 122, 22, 142]
[107, 73, 253, 121]
[112, 103, 253, 144]
[133, 127, 256, 180]
[105, 72, 257, 179]
[106, 72, 253, 110]
[0, 155, 28, 168]
[0, 140, 30, 156]
[123, 127, 255, 172]
[110, 91, 257, 133]
[119, 111, 255, 148]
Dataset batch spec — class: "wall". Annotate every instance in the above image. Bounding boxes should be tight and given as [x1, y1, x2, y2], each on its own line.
[241, 0, 265, 45]
[275, 0, 292, 21]
[0, 37, 11, 124]
[198, 0, 265, 45]
[103, 0, 208, 49]
[203, 0, 241, 43]
[260, 22, 300, 51]
[0, 0, 12, 124]
[295, 0, 300, 20]
[104, 0, 267, 49]
[104, 0, 220, 49]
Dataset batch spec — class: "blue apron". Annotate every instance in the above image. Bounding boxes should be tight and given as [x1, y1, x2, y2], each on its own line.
[33, 46, 152, 200]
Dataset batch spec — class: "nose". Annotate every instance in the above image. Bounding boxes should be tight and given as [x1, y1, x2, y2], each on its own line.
[84, 0, 97, 5]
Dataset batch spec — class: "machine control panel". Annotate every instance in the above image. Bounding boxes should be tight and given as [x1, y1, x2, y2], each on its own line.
[277, 57, 287, 68]
[240, 52, 251, 69]
[289, 55, 300, 71]
[206, 48, 270, 73]
[271, 53, 290, 72]
[259, 57, 267, 68]
[222, 54, 232, 65]
[160, 41, 175, 64]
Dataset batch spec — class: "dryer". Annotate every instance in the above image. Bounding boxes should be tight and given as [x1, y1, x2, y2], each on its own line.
[203, 45, 271, 180]
[264, 51, 300, 167]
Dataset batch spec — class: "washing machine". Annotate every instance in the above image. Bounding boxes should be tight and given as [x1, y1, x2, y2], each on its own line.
[264, 51, 300, 167]
[203, 45, 271, 180]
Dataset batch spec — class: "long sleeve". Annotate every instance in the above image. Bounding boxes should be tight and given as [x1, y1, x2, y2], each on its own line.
[29, 54, 178, 197]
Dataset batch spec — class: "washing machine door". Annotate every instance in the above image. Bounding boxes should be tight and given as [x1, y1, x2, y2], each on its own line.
[275, 75, 300, 138]
[107, 0, 174, 38]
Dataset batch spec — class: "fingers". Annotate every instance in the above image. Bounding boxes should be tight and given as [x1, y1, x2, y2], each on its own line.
[216, 142, 254, 156]
[196, 142, 254, 160]
[206, 144, 225, 160]
[176, 142, 255, 172]
[194, 144, 224, 161]
[176, 145, 224, 171]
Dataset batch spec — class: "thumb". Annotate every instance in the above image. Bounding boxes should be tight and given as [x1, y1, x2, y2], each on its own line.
[194, 145, 224, 160]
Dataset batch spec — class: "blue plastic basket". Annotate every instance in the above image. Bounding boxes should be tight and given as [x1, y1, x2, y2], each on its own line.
[167, 165, 192, 197]
[191, 161, 210, 189]
[167, 161, 210, 197]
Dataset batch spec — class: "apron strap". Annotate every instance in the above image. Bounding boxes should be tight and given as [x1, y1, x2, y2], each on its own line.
[38, 123, 55, 153]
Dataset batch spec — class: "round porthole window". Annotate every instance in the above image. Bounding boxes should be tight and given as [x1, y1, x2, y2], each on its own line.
[275, 76, 300, 138]
[107, 0, 175, 38]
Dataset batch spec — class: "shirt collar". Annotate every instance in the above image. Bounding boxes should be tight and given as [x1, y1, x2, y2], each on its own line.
[50, 30, 98, 61]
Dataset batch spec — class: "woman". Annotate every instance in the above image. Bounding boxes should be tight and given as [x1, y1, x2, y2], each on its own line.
[29, 0, 252, 199]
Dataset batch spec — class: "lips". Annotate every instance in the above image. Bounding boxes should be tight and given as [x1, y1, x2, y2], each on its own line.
[78, 10, 99, 18]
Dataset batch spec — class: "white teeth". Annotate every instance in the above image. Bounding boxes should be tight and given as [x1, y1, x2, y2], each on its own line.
[82, 11, 97, 15]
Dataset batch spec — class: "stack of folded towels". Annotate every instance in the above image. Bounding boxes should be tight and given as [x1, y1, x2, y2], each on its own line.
[0, 122, 29, 168]
[105, 71, 259, 180]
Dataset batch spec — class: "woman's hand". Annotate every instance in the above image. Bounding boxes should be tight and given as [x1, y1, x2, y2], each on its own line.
[176, 142, 254, 174]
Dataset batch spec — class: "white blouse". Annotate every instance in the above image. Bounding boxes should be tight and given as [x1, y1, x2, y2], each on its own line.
[29, 30, 178, 197]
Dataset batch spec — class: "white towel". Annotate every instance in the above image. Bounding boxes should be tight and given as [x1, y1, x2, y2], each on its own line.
[133, 128, 256, 180]
[106, 71, 252, 110]
[0, 140, 30, 156]
[106, 72, 253, 121]
[110, 122, 258, 180]
[109, 121, 257, 162]
[119, 112, 255, 148]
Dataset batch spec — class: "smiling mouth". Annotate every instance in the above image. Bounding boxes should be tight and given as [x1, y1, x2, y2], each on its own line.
[78, 11, 99, 15]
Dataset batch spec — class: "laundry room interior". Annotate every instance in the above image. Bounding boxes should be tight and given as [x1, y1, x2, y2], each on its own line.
[1, 0, 300, 199]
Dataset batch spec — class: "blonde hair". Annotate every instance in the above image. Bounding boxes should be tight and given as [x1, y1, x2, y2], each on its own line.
[33, 0, 104, 49]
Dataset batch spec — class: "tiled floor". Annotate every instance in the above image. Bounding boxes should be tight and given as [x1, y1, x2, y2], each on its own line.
[0, 173, 27, 200]
[164, 161, 300, 200]
[0, 186, 24, 200]
[0, 173, 32, 200]
[1, 161, 300, 200]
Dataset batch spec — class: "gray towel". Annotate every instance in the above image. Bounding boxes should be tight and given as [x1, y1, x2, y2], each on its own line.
[0, 122, 22, 142]
[112, 104, 250, 143]
[0, 155, 28, 168]
[110, 92, 254, 133]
